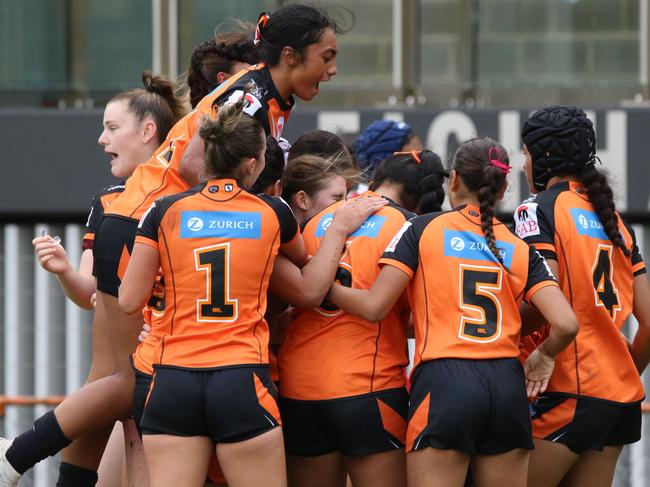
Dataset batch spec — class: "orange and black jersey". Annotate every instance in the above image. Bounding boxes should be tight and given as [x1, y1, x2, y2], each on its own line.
[82, 182, 126, 250]
[380, 204, 558, 371]
[135, 179, 299, 369]
[108, 64, 294, 221]
[279, 193, 414, 400]
[515, 181, 646, 403]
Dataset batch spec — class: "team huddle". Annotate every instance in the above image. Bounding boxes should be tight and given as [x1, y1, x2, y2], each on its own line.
[2, 3, 649, 487]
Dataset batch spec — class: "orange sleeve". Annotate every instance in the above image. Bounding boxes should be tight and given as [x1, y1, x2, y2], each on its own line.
[379, 257, 415, 279]
[135, 235, 159, 250]
[524, 279, 559, 303]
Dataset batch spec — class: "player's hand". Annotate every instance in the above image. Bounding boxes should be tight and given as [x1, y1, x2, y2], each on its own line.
[90, 293, 97, 308]
[330, 196, 388, 235]
[32, 234, 71, 275]
[523, 347, 556, 399]
[138, 323, 151, 343]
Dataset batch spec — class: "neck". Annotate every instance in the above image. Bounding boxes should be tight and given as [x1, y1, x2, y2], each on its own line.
[546, 175, 579, 189]
[268, 64, 291, 101]
[292, 206, 308, 224]
[372, 182, 403, 207]
[450, 192, 480, 209]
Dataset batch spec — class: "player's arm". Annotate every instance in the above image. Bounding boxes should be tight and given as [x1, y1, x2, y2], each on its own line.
[520, 258, 560, 336]
[119, 243, 160, 315]
[269, 197, 387, 307]
[522, 254, 578, 398]
[327, 265, 410, 322]
[631, 273, 650, 374]
[32, 236, 97, 310]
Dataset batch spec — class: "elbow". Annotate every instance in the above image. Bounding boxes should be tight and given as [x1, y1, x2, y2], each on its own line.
[119, 291, 142, 316]
[561, 314, 580, 342]
[362, 307, 387, 323]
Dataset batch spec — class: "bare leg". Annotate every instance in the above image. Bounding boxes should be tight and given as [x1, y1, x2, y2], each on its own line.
[407, 448, 469, 487]
[559, 446, 622, 487]
[54, 293, 140, 439]
[60, 296, 118, 471]
[286, 451, 346, 487]
[217, 428, 287, 487]
[96, 422, 124, 487]
[344, 449, 406, 487]
[122, 418, 150, 487]
[527, 439, 579, 487]
[143, 434, 212, 487]
[471, 449, 529, 487]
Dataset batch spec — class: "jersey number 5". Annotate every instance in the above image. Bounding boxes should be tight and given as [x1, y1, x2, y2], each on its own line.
[458, 264, 503, 342]
[194, 243, 238, 322]
[592, 244, 621, 319]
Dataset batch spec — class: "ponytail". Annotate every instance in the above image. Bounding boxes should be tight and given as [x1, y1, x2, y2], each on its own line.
[369, 150, 447, 214]
[581, 165, 630, 256]
[453, 137, 510, 266]
[109, 71, 185, 145]
[199, 87, 264, 180]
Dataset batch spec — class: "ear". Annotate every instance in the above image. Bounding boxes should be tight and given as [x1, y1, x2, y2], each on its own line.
[141, 120, 157, 144]
[281, 46, 300, 66]
[216, 72, 231, 84]
[295, 190, 310, 211]
[243, 157, 257, 176]
[449, 169, 459, 193]
[272, 180, 283, 197]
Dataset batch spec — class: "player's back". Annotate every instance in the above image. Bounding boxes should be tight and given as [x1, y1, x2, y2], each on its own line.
[279, 193, 413, 400]
[135, 178, 295, 369]
[382, 204, 555, 371]
[516, 181, 645, 403]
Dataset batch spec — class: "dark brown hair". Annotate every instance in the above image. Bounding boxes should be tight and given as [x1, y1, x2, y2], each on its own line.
[199, 92, 264, 181]
[281, 154, 359, 206]
[453, 137, 510, 266]
[109, 71, 185, 145]
[187, 28, 260, 108]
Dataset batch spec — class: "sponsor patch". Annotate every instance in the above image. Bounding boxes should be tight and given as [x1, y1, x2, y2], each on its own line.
[225, 90, 263, 117]
[514, 202, 540, 238]
[443, 229, 514, 268]
[569, 208, 611, 241]
[384, 221, 412, 253]
[180, 211, 261, 239]
[314, 214, 386, 238]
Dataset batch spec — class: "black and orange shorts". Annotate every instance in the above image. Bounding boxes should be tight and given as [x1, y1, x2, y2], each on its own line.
[130, 359, 152, 436]
[407, 358, 533, 455]
[278, 388, 408, 457]
[530, 393, 641, 453]
[141, 365, 281, 443]
[92, 215, 139, 297]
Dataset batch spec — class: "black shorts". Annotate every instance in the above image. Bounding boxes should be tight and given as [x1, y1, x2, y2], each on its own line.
[279, 388, 408, 457]
[92, 215, 138, 297]
[131, 362, 152, 436]
[141, 365, 281, 443]
[408, 358, 533, 455]
[530, 393, 642, 453]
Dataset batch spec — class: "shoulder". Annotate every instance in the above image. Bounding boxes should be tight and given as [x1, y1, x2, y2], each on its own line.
[212, 66, 269, 115]
[154, 184, 204, 214]
[385, 200, 416, 221]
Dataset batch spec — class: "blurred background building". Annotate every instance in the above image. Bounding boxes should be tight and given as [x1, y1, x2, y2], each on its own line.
[0, 1, 649, 486]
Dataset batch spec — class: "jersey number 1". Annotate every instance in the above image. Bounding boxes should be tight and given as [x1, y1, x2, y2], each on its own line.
[592, 245, 621, 319]
[195, 243, 238, 322]
[459, 265, 503, 342]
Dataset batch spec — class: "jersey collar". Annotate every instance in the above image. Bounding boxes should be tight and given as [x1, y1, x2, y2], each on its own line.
[202, 178, 243, 200]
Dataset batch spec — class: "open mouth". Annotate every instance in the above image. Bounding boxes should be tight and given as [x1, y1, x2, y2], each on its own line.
[106, 152, 118, 161]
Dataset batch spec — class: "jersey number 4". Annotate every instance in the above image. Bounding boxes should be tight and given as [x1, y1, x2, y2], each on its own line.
[458, 265, 503, 342]
[592, 245, 621, 319]
[194, 243, 238, 322]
